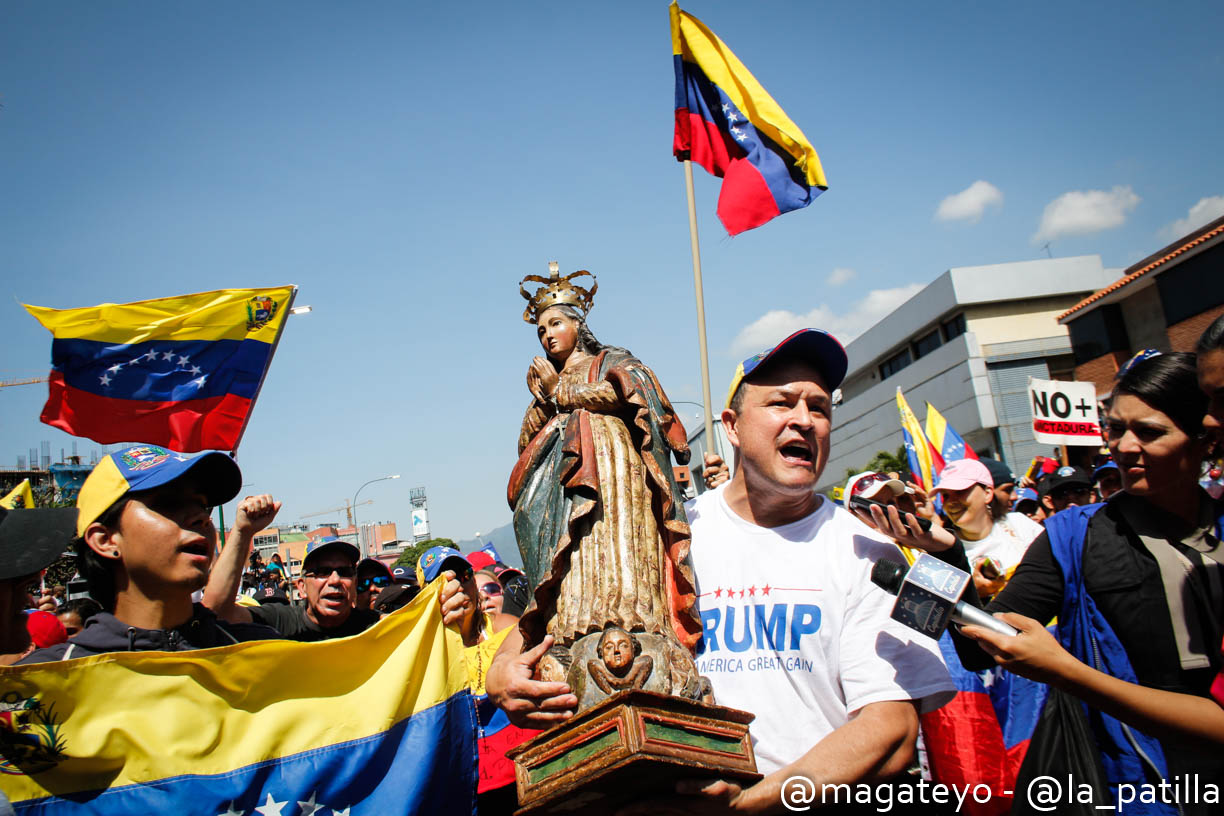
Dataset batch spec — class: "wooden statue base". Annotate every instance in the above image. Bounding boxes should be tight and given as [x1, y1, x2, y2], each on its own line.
[506, 689, 761, 815]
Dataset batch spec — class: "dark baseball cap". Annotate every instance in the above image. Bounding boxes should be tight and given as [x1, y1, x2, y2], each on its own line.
[302, 536, 360, 570]
[1046, 466, 1092, 493]
[980, 458, 1015, 488]
[0, 507, 78, 580]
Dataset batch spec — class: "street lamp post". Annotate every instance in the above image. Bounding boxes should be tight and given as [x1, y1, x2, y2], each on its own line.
[353, 474, 400, 558]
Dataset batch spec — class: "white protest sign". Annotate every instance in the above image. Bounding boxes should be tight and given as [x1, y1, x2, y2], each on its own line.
[1028, 378, 1102, 445]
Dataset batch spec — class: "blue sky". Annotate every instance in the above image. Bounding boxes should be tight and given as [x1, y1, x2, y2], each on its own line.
[3, 0, 1222, 541]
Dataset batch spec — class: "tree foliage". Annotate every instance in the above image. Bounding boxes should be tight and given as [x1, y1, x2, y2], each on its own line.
[393, 537, 458, 571]
[844, 446, 911, 482]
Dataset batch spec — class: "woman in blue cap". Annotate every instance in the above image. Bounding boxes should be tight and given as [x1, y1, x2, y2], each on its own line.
[21, 445, 281, 662]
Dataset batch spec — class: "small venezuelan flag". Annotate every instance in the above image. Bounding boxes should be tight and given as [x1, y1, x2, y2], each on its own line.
[0, 580, 477, 814]
[24, 287, 295, 453]
[0, 479, 35, 509]
[896, 389, 943, 491]
[924, 402, 980, 465]
[670, 2, 827, 235]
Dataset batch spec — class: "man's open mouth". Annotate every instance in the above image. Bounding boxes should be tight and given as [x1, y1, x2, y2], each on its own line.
[180, 540, 211, 558]
[779, 441, 813, 464]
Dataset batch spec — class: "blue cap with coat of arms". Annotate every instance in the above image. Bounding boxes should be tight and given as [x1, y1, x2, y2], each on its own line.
[76, 445, 241, 537]
[416, 545, 468, 586]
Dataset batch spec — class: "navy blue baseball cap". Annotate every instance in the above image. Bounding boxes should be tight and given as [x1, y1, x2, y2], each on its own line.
[1092, 460, 1120, 483]
[725, 329, 848, 408]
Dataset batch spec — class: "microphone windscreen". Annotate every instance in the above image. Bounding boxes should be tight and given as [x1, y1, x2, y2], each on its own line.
[870, 559, 906, 596]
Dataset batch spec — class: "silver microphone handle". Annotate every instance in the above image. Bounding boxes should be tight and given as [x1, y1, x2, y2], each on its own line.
[951, 602, 1019, 637]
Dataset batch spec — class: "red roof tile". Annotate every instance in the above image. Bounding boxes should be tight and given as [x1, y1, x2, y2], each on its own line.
[1059, 218, 1224, 322]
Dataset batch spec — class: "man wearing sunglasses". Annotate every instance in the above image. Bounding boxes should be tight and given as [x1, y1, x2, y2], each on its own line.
[355, 558, 393, 612]
[235, 536, 379, 642]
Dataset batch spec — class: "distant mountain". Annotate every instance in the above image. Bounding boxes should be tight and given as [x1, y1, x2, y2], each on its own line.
[455, 521, 522, 569]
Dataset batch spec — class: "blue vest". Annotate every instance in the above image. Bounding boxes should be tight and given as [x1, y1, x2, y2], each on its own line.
[1044, 505, 1175, 816]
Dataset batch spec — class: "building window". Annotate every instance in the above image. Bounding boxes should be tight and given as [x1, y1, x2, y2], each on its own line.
[941, 313, 966, 341]
[1067, 304, 1129, 365]
[912, 329, 941, 359]
[879, 348, 912, 380]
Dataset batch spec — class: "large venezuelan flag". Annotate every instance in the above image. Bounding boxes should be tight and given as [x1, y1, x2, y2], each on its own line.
[920, 634, 1045, 816]
[670, 2, 827, 235]
[896, 389, 943, 490]
[0, 580, 476, 814]
[925, 403, 979, 465]
[24, 287, 295, 453]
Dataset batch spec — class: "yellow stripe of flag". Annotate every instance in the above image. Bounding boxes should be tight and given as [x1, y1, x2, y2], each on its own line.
[23, 287, 294, 346]
[669, 2, 827, 189]
[1, 579, 467, 803]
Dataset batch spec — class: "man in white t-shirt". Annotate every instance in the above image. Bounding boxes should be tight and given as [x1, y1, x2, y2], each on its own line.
[488, 328, 953, 813]
[671, 329, 953, 810]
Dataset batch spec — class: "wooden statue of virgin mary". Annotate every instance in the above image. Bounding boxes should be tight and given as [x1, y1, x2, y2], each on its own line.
[507, 263, 705, 710]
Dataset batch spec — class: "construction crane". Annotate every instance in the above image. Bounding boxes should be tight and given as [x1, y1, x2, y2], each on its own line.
[299, 499, 372, 527]
[0, 376, 49, 389]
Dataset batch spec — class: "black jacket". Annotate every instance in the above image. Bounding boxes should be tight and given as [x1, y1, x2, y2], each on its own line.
[18, 603, 282, 663]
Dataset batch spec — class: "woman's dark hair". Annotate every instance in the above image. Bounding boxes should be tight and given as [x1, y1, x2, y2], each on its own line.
[1112, 351, 1205, 435]
[73, 497, 129, 612]
[1196, 312, 1224, 354]
[986, 489, 1010, 523]
[540, 305, 631, 367]
[59, 597, 103, 623]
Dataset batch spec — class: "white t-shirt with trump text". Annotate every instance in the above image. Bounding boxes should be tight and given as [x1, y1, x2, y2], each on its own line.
[686, 486, 955, 775]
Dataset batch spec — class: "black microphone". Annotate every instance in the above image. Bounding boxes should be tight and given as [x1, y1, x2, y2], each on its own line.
[871, 555, 1018, 639]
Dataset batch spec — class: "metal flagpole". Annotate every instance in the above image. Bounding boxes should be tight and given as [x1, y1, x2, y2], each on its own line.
[683, 159, 721, 459]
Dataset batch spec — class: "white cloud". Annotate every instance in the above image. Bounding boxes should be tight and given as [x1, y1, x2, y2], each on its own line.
[730, 284, 925, 357]
[826, 267, 856, 286]
[1161, 195, 1224, 239]
[1032, 185, 1140, 243]
[935, 180, 1003, 223]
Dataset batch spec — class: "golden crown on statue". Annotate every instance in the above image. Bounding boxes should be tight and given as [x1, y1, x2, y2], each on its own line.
[520, 262, 598, 323]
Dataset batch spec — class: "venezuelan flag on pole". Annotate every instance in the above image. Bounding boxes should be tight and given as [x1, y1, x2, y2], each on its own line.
[924, 403, 979, 465]
[670, 2, 827, 235]
[24, 287, 296, 453]
[0, 479, 35, 509]
[896, 389, 943, 490]
[0, 580, 476, 814]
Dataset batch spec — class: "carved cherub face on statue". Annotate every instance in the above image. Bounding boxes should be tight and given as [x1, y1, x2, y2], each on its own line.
[599, 626, 636, 675]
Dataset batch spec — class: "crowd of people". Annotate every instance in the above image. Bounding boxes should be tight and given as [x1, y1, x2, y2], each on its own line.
[2, 311, 1223, 814]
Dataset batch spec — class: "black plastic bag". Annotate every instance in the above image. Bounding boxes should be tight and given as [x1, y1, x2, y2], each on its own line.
[1012, 688, 1113, 815]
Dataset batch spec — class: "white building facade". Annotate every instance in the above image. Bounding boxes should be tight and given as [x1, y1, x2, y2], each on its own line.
[821, 256, 1118, 492]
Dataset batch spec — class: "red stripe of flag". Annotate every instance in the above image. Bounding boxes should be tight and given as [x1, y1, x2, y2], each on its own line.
[41, 371, 252, 451]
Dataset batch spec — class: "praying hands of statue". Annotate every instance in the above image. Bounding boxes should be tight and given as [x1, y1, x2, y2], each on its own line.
[527, 356, 558, 403]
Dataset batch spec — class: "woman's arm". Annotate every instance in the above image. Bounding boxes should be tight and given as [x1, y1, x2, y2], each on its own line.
[966, 613, 1224, 745]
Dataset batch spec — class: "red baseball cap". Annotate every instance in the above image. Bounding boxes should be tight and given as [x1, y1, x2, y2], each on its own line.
[26, 610, 67, 649]
[465, 551, 496, 571]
